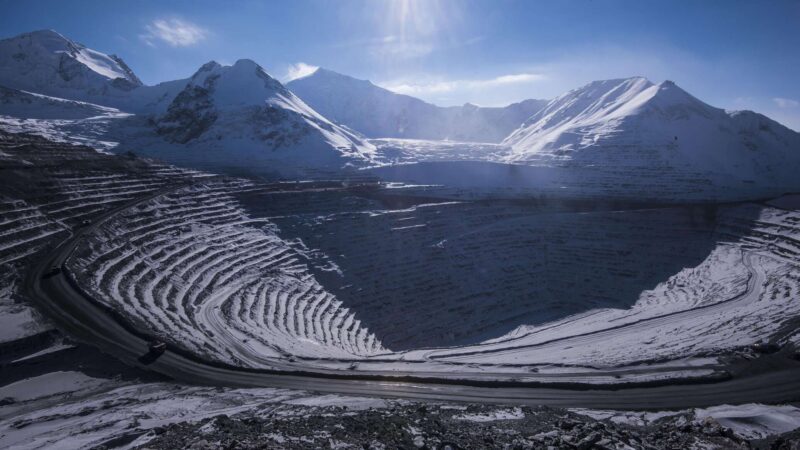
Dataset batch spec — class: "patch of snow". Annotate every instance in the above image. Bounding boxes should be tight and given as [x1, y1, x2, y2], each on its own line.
[284, 394, 388, 410]
[695, 404, 800, 440]
[11, 342, 75, 363]
[0, 371, 108, 402]
[571, 409, 683, 427]
[454, 407, 525, 422]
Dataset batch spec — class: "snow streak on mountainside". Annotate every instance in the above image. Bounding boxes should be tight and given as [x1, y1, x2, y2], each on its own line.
[503, 77, 800, 187]
[287, 68, 547, 143]
[0, 85, 132, 151]
[0, 85, 123, 120]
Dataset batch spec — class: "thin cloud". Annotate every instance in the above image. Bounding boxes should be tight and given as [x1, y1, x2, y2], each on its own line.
[774, 97, 799, 108]
[381, 73, 546, 96]
[380, 41, 435, 59]
[370, 36, 434, 59]
[141, 18, 208, 47]
[285, 62, 319, 82]
[328, 35, 436, 60]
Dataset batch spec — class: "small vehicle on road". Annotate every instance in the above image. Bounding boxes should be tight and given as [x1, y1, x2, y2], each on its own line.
[78, 219, 92, 227]
[149, 340, 167, 355]
[42, 266, 62, 278]
[752, 341, 780, 354]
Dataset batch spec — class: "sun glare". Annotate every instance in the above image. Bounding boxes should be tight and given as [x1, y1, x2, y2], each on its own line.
[372, 0, 456, 60]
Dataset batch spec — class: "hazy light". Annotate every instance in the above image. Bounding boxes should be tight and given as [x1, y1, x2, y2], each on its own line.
[370, 0, 455, 61]
[285, 62, 319, 81]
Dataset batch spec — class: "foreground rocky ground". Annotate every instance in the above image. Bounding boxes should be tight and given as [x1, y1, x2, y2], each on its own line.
[3, 361, 798, 449]
[138, 402, 799, 450]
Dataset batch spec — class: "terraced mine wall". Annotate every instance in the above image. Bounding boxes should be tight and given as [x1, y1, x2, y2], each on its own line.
[67, 179, 386, 366]
[6, 130, 797, 377]
[0, 131, 199, 353]
[234, 187, 741, 350]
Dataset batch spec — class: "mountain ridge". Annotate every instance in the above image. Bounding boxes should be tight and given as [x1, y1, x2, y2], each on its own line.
[287, 67, 548, 143]
[0, 29, 143, 98]
[1, 29, 798, 196]
[145, 58, 375, 176]
[502, 77, 800, 192]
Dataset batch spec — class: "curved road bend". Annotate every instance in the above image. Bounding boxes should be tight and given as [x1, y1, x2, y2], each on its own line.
[22, 182, 800, 410]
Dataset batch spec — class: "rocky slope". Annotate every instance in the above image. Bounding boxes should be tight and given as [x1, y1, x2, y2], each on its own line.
[136, 402, 782, 450]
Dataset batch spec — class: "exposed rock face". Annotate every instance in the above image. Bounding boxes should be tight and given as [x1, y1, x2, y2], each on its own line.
[156, 71, 219, 143]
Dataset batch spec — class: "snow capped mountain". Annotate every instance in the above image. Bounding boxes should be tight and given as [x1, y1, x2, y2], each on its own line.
[287, 68, 546, 142]
[146, 59, 374, 175]
[1, 28, 797, 194]
[289, 68, 439, 139]
[502, 77, 800, 191]
[0, 30, 188, 115]
[0, 30, 142, 101]
[0, 29, 375, 176]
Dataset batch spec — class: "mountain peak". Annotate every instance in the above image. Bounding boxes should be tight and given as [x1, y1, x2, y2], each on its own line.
[307, 67, 346, 78]
[307, 67, 337, 78]
[231, 58, 260, 70]
[8, 29, 79, 54]
[287, 67, 547, 142]
[156, 60, 375, 169]
[572, 77, 653, 93]
[181, 58, 289, 109]
[643, 78, 710, 111]
[21, 29, 67, 40]
[197, 61, 223, 72]
[0, 28, 143, 96]
[290, 67, 376, 89]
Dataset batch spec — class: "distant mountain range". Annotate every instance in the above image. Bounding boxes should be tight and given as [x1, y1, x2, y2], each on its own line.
[287, 68, 547, 143]
[0, 30, 375, 175]
[0, 29, 798, 199]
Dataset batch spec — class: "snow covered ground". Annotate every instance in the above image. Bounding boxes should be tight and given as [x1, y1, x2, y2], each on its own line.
[573, 403, 800, 441]
[2, 369, 799, 449]
[0, 372, 390, 450]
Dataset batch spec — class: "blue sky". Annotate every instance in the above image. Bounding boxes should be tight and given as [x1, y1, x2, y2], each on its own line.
[2, 0, 799, 129]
